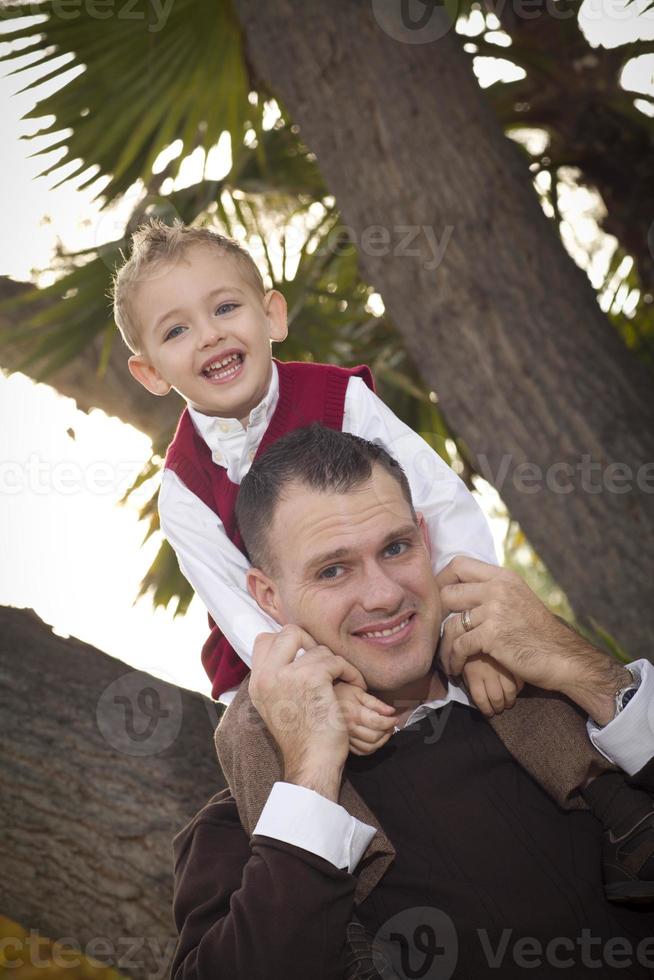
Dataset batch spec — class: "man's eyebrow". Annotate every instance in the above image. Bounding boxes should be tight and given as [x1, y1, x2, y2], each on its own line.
[152, 286, 245, 336]
[304, 522, 419, 575]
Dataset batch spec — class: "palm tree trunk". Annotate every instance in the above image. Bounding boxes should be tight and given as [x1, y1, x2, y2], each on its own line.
[0, 605, 224, 979]
[233, 0, 654, 658]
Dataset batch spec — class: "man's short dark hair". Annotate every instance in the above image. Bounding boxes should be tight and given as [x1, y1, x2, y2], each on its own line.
[235, 423, 416, 572]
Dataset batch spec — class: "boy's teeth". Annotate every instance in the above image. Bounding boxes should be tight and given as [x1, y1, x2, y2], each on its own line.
[204, 353, 242, 375]
[360, 617, 410, 638]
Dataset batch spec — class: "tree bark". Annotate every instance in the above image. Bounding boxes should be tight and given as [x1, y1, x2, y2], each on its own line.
[0, 277, 182, 445]
[233, 0, 654, 658]
[0, 605, 224, 980]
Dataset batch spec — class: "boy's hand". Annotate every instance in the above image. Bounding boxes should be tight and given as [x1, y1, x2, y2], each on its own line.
[333, 681, 399, 756]
[461, 654, 524, 717]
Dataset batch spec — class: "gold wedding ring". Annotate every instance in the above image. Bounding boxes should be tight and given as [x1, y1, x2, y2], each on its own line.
[461, 609, 473, 632]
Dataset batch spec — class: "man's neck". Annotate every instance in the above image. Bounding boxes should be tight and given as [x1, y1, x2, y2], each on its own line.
[372, 661, 447, 728]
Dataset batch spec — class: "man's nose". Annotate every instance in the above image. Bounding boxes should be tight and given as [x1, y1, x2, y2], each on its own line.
[359, 561, 405, 611]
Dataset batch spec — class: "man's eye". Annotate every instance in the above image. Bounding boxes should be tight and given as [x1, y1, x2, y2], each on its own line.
[318, 565, 345, 580]
[164, 324, 186, 341]
[385, 540, 410, 557]
[215, 302, 239, 316]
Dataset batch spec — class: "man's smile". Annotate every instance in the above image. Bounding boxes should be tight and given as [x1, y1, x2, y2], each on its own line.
[351, 611, 417, 647]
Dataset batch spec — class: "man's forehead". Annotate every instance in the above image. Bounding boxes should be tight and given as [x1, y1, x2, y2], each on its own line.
[273, 470, 413, 550]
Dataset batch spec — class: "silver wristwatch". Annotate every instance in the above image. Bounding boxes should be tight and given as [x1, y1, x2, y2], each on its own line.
[614, 664, 640, 717]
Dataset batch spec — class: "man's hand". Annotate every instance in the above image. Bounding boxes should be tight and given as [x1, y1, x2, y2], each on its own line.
[333, 681, 398, 755]
[249, 626, 365, 800]
[461, 654, 523, 717]
[437, 557, 631, 726]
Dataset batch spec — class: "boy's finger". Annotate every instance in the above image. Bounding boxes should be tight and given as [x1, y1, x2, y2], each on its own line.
[469, 683, 492, 718]
[485, 678, 507, 715]
[356, 690, 396, 715]
[350, 731, 393, 754]
[358, 706, 399, 732]
[500, 672, 517, 710]
[350, 722, 393, 743]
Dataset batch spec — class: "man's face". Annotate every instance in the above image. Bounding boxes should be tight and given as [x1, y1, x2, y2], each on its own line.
[249, 465, 442, 695]
[127, 245, 287, 423]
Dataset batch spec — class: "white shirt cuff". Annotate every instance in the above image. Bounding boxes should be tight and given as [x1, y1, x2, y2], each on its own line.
[252, 781, 377, 873]
[587, 659, 654, 776]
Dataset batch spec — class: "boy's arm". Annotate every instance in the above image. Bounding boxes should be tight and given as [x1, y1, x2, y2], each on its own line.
[158, 468, 281, 674]
[343, 376, 498, 573]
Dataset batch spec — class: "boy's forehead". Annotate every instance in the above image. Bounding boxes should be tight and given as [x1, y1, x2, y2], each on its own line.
[141, 245, 249, 296]
[133, 246, 256, 334]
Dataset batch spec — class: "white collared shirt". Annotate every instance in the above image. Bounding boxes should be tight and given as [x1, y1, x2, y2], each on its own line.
[186, 360, 280, 483]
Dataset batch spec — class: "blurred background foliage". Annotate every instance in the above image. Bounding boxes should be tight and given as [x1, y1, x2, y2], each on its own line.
[1, 0, 652, 644]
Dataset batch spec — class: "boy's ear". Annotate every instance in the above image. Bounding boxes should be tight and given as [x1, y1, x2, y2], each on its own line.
[247, 567, 285, 623]
[128, 354, 172, 396]
[263, 289, 288, 344]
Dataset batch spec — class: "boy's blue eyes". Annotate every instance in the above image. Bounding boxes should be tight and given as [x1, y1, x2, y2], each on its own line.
[163, 303, 240, 342]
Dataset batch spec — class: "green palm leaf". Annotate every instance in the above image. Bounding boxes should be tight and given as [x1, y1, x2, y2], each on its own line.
[1, 0, 251, 205]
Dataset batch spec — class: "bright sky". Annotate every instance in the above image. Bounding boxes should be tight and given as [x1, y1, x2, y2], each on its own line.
[1, 6, 652, 697]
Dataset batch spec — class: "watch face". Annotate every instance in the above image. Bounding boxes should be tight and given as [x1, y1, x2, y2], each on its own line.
[620, 687, 638, 711]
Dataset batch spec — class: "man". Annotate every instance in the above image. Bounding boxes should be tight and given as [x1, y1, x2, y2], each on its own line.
[171, 426, 654, 980]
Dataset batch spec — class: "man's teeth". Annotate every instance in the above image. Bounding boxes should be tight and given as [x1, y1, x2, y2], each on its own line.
[203, 353, 242, 376]
[360, 617, 410, 639]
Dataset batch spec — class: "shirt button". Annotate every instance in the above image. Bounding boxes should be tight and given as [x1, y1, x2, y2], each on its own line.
[212, 450, 223, 463]
[219, 423, 230, 433]
[248, 450, 255, 461]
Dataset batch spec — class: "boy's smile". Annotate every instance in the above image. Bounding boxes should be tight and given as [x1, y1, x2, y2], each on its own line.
[127, 244, 287, 425]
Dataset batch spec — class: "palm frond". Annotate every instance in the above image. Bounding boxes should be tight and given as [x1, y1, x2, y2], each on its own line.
[1, 0, 251, 206]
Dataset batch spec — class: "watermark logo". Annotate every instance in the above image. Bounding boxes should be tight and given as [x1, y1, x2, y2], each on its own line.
[373, 906, 459, 979]
[96, 671, 183, 756]
[371, 0, 456, 44]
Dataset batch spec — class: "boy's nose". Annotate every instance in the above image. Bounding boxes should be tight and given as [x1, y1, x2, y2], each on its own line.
[197, 321, 225, 348]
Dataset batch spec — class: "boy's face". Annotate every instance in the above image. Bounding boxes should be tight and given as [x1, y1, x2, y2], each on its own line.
[127, 245, 287, 422]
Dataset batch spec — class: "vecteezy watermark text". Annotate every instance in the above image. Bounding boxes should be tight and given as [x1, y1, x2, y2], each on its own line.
[373, 906, 654, 979]
[476, 454, 654, 496]
[315, 223, 454, 271]
[0, 931, 176, 980]
[0, 455, 144, 496]
[1, 0, 175, 32]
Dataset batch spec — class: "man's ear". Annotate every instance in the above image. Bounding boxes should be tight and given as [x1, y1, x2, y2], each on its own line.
[128, 354, 172, 396]
[263, 289, 288, 344]
[416, 511, 432, 560]
[247, 567, 285, 624]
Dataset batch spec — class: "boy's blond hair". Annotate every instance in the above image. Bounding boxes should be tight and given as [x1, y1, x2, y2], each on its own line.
[111, 218, 266, 354]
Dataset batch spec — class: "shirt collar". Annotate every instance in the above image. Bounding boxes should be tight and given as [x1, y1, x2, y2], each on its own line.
[398, 674, 472, 731]
[187, 361, 280, 450]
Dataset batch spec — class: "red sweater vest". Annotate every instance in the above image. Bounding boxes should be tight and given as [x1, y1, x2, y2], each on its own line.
[163, 359, 375, 699]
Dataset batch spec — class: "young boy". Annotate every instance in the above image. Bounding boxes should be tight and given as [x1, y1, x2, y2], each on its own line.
[112, 218, 653, 902]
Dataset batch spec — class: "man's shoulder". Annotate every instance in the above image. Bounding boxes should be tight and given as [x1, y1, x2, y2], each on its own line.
[172, 787, 246, 868]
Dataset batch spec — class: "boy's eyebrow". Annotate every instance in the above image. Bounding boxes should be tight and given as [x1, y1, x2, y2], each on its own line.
[303, 522, 419, 576]
[152, 286, 246, 335]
